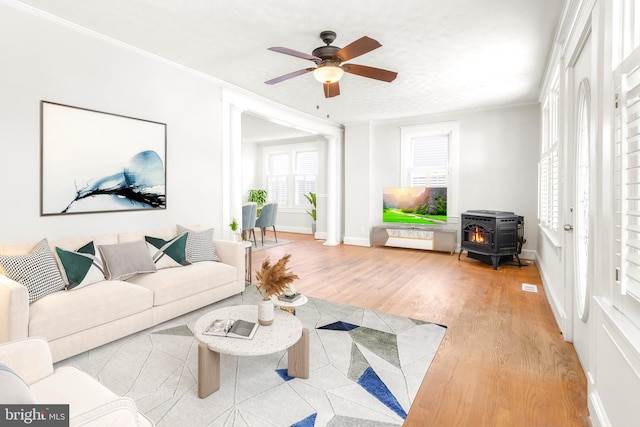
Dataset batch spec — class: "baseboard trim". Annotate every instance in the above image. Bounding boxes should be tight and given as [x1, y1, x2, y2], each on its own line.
[588, 389, 610, 427]
[536, 254, 569, 338]
[276, 226, 312, 234]
[343, 236, 371, 247]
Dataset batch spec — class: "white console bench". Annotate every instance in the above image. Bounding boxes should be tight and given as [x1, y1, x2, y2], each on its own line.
[371, 225, 457, 254]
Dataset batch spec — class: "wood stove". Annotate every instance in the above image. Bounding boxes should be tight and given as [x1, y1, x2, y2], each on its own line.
[458, 210, 524, 269]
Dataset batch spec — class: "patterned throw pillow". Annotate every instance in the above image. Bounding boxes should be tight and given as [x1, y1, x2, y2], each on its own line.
[145, 233, 190, 269]
[176, 225, 220, 263]
[55, 242, 106, 290]
[0, 239, 65, 303]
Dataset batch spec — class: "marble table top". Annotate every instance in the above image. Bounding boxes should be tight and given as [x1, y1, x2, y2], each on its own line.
[193, 305, 302, 356]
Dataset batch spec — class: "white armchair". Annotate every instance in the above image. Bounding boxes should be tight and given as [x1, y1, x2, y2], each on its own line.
[0, 337, 153, 427]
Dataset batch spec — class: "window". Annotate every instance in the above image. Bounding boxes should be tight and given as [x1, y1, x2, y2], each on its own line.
[263, 143, 318, 209]
[409, 135, 449, 187]
[294, 150, 317, 206]
[614, 1, 640, 327]
[400, 122, 459, 220]
[266, 152, 288, 205]
[539, 75, 560, 236]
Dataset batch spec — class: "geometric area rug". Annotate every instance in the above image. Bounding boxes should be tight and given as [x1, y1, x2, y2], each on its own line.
[55, 288, 447, 426]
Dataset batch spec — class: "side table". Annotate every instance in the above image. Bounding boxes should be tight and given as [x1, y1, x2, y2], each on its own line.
[271, 294, 308, 315]
[243, 241, 252, 285]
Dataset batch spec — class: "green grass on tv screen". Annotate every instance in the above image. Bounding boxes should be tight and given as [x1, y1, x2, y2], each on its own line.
[383, 209, 447, 225]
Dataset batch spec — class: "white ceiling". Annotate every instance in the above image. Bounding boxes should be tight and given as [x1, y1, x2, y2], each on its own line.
[16, 0, 564, 127]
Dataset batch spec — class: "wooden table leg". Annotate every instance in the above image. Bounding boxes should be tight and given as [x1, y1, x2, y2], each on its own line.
[198, 341, 220, 398]
[287, 328, 309, 379]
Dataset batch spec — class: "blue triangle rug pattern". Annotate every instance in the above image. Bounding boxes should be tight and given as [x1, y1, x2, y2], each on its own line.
[56, 292, 447, 427]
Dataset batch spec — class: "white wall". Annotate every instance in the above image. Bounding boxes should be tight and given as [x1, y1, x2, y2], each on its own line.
[0, 4, 228, 243]
[344, 103, 541, 256]
[343, 122, 374, 246]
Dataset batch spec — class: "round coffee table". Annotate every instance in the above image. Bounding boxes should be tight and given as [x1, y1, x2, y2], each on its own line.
[193, 305, 309, 398]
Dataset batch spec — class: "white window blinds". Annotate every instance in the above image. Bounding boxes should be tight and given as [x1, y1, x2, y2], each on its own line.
[615, 42, 640, 328]
[409, 135, 449, 187]
[539, 81, 560, 233]
[263, 145, 318, 208]
[295, 151, 317, 206]
[266, 153, 289, 205]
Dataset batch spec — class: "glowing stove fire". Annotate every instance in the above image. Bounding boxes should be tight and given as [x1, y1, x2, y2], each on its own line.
[470, 226, 487, 244]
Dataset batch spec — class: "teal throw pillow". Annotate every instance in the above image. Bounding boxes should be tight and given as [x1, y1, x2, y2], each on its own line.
[145, 233, 190, 269]
[55, 241, 106, 290]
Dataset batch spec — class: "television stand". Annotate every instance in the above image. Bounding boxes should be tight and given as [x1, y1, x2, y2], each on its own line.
[371, 225, 456, 254]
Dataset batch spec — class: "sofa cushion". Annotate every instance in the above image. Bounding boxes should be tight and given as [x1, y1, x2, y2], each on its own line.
[126, 261, 237, 306]
[99, 241, 157, 280]
[0, 364, 38, 404]
[30, 366, 119, 419]
[177, 225, 220, 262]
[145, 233, 190, 269]
[55, 242, 106, 290]
[0, 239, 65, 303]
[28, 281, 153, 341]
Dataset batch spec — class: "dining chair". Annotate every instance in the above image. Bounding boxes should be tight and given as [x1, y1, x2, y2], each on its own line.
[255, 202, 278, 245]
[242, 202, 257, 246]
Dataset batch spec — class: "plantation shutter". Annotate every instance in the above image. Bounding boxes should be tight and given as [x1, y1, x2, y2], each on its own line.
[267, 153, 288, 205]
[615, 42, 640, 328]
[410, 135, 448, 187]
[294, 151, 317, 205]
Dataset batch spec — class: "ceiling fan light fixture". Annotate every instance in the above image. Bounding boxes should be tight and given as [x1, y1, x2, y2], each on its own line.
[313, 64, 344, 83]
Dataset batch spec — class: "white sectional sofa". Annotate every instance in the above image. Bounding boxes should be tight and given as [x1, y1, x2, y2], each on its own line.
[0, 337, 154, 426]
[0, 225, 245, 362]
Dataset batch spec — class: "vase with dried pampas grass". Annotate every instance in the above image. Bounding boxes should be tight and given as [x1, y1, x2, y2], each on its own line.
[255, 254, 299, 325]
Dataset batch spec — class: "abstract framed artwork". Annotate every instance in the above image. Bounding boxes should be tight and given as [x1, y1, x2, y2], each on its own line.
[40, 101, 167, 215]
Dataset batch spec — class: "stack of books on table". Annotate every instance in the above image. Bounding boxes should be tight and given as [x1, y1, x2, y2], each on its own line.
[278, 293, 302, 303]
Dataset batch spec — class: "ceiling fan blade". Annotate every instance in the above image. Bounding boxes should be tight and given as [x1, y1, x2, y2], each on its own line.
[268, 47, 321, 63]
[335, 36, 381, 61]
[342, 63, 398, 82]
[323, 82, 340, 98]
[265, 68, 314, 85]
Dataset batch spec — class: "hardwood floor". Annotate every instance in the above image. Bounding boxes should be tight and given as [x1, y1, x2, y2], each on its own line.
[251, 232, 591, 427]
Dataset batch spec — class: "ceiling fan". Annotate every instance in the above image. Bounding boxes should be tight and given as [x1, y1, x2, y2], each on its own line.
[265, 30, 398, 98]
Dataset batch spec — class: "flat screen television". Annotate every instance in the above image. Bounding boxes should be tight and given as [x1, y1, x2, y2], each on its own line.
[382, 187, 447, 225]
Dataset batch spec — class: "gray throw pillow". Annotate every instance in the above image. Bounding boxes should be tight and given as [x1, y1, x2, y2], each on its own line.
[0, 364, 37, 404]
[98, 241, 157, 280]
[176, 225, 220, 262]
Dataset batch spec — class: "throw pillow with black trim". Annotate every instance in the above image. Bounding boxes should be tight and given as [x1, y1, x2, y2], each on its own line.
[176, 225, 220, 262]
[145, 233, 190, 269]
[0, 239, 65, 303]
[55, 241, 106, 290]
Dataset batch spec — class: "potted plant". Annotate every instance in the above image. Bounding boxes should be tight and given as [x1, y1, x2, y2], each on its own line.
[229, 217, 241, 242]
[304, 191, 317, 234]
[255, 254, 299, 325]
[248, 189, 268, 215]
